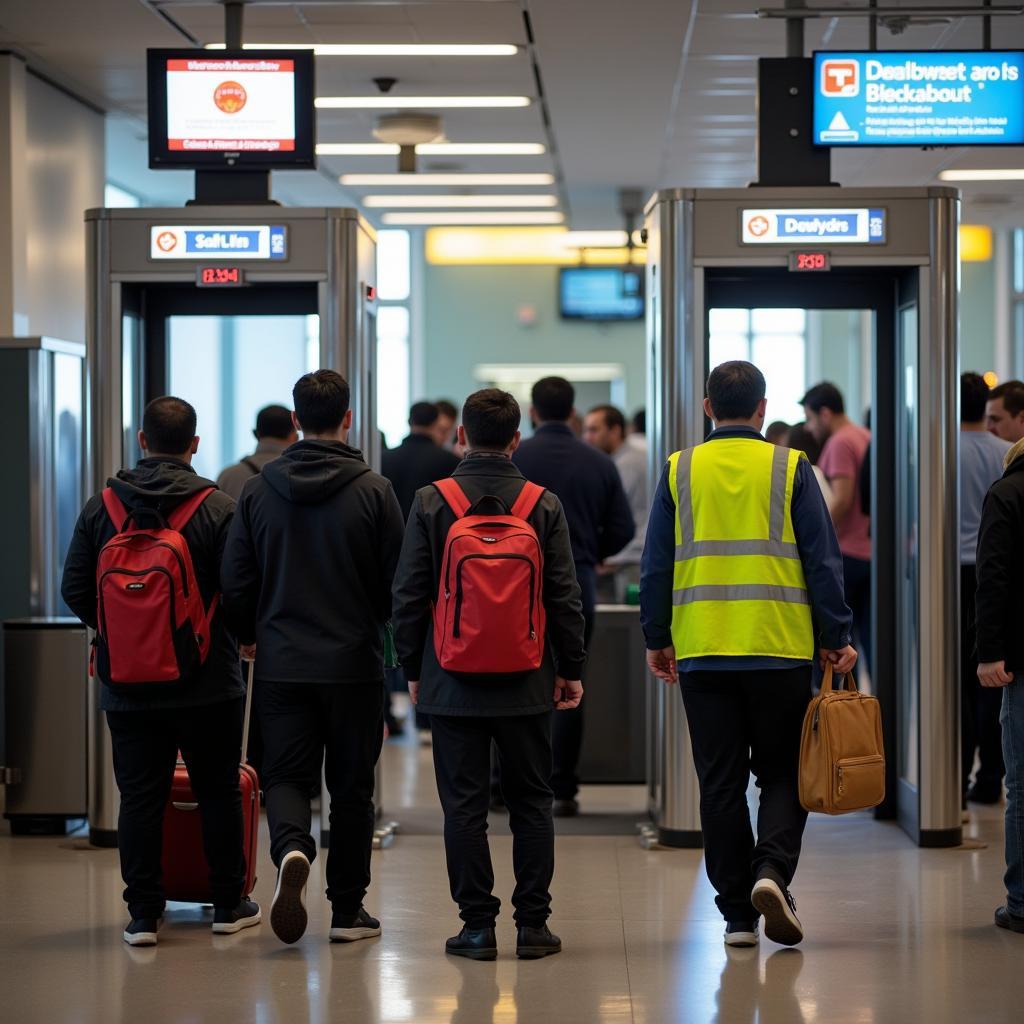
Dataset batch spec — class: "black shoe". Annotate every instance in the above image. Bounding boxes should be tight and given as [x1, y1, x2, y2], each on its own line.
[517, 924, 562, 959]
[967, 783, 1003, 805]
[489, 792, 507, 813]
[552, 799, 579, 818]
[271, 849, 310, 945]
[445, 926, 498, 961]
[384, 712, 405, 738]
[330, 906, 382, 943]
[724, 921, 759, 948]
[751, 873, 803, 946]
[212, 898, 262, 935]
[123, 918, 161, 947]
[995, 906, 1024, 933]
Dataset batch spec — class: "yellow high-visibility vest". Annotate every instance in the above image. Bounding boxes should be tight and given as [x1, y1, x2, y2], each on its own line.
[667, 438, 814, 661]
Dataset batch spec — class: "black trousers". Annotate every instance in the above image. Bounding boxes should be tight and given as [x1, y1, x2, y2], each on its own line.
[680, 667, 812, 923]
[960, 563, 1005, 797]
[431, 712, 554, 929]
[842, 555, 872, 678]
[257, 680, 385, 914]
[106, 698, 245, 920]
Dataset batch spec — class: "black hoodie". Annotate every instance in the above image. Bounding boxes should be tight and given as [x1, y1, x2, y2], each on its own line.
[221, 439, 405, 684]
[61, 457, 244, 712]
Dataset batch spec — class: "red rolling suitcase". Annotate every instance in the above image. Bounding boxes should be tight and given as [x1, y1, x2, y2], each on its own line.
[161, 660, 259, 903]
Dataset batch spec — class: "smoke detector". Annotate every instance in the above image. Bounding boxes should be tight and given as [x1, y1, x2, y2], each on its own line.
[373, 114, 445, 146]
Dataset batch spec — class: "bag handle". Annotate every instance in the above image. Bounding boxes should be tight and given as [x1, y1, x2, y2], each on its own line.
[510, 480, 545, 521]
[821, 663, 858, 694]
[434, 477, 471, 518]
[240, 658, 254, 766]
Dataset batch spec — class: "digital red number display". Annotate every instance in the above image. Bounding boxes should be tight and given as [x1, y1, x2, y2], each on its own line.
[788, 251, 830, 272]
[197, 266, 244, 287]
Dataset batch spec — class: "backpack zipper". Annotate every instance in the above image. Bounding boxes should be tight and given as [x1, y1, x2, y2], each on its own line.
[443, 529, 540, 598]
[452, 554, 536, 640]
[103, 536, 191, 597]
[98, 567, 178, 677]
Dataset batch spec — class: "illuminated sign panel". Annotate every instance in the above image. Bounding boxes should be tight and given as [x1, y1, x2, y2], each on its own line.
[740, 209, 886, 245]
[814, 50, 1024, 146]
[149, 225, 287, 260]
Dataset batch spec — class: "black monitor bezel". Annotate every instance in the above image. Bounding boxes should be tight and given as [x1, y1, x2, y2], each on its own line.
[558, 265, 646, 323]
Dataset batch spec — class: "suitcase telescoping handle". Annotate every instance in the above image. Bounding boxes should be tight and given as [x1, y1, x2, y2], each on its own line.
[241, 657, 255, 766]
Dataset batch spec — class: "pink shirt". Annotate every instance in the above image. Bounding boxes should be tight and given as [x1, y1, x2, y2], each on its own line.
[818, 422, 872, 561]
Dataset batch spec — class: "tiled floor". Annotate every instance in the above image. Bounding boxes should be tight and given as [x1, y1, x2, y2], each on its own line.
[1, 726, 1021, 1023]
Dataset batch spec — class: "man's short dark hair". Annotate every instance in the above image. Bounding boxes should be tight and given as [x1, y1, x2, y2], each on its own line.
[142, 396, 197, 455]
[991, 380, 1024, 417]
[961, 373, 991, 424]
[435, 399, 458, 421]
[765, 420, 791, 445]
[631, 408, 646, 434]
[462, 388, 521, 450]
[800, 382, 845, 415]
[706, 361, 766, 421]
[292, 369, 351, 434]
[409, 401, 440, 429]
[254, 404, 294, 440]
[531, 376, 575, 422]
[588, 404, 626, 435]
[787, 422, 822, 464]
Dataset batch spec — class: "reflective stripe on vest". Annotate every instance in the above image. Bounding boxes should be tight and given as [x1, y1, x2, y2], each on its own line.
[667, 438, 814, 661]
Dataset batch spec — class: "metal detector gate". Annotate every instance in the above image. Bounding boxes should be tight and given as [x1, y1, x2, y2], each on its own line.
[645, 186, 961, 849]
[85, 206, 395, 848]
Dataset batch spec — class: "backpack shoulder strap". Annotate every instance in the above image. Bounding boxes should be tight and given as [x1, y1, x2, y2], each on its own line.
[510, 480, 545, 521]
[101, 488, 129, 531]
[434, 477, 471, 518]
[167, 487, 216, 533]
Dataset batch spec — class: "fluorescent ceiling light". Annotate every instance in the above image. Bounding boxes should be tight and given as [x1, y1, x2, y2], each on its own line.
[341, 173, 555, 187]
[316, 96, 531, 109]
[381, 212, 565, 226]
[363, 195, 559, 208]
[561, 230, 629, 248]
[316, 142, 546, 156]
[206, 43, 518, 57]
[939, 169, 1024, 181]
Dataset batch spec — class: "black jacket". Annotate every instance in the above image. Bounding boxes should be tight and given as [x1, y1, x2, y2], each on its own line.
[391, 453, 586, 717]
[512, 424, 635, 575]
[221, 440, 405, 685]
[381, 433, 461, 520]
[60, 458, 243, 712]
[975, 450, 1024, 671]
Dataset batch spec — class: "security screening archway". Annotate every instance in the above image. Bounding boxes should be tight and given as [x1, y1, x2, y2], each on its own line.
[643, 185, 961, 849]
[84, 206, 391, 848]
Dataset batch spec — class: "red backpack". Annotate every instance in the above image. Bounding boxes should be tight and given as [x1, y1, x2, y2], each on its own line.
[94, 487, 219, 687]
[433, 478, 546, 675]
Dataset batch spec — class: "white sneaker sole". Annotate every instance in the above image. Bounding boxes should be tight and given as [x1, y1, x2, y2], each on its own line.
[329, 924, 382, 943]
[271, 851, 310, 945]
[724, 928, 759, 948]
[123, 930, 158, 947]
[751, 878, 803, 946]
[212, 908, 263, 935]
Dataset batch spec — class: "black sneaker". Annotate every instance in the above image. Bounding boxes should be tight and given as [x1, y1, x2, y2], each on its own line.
[445, 926, 498, 961]
[995, 906, 1024, 933]
[552, 799, 579, 818]
[123, 918, 161, 947]
[329, 906, 382, 943]
[751, 874, 803, 946]
[724, 921, 759, 947]
[517, 924, 562, 959]
[212, 898, 262, 935]
[967, 783, 1003, 805]
[270, 849, 310, 945]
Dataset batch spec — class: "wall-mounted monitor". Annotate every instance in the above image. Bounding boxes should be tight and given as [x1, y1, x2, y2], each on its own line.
[147, 49, 316, 169]
[559, 267, 644, 322]
[813, 50, 1024, 147]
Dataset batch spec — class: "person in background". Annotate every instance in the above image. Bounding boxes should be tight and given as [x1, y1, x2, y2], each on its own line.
[960, 373, 1011, 807]
[435, 399, 459, 449]
[583, 404, 649, 599]
[629, 409, 648, 454]
[217, 405, 297, 501]
[61, 397, 258, 946]
[642, 361, 855, 949]
[765, 421, 790, 446]
[986, 381, 1024, 444]
[513, 377, 634, 816]
[392, 388, 586, 961]
[801, 383, 872, 675]
[221, 370, 405, 946]
[975, 435, 1024, 935]
[786, 423, 833, 510]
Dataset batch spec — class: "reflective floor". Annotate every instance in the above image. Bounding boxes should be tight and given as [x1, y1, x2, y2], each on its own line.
[1, 726, 1021, 1024]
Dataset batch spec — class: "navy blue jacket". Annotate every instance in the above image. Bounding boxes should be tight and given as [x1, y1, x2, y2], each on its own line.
[640, 426, 852, 670]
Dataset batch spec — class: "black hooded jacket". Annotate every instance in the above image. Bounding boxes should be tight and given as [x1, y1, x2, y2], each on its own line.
[60, 457, 243, 712]
[221, 439, 405, 684]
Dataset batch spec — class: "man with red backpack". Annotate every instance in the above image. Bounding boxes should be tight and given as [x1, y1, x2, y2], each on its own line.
[392, 388, 586, 962]
[61, 397, 258, 946]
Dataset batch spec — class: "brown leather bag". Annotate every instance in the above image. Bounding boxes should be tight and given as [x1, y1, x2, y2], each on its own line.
[799, 664, 885, 815]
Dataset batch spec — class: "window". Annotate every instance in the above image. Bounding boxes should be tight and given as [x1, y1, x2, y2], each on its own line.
[376, 230, 412, 448]
[1014, 229, 1024, 375]
[104, 183, 141, 208]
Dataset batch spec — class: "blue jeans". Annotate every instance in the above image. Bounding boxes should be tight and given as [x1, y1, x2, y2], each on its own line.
[1003, 676, 1024, 916]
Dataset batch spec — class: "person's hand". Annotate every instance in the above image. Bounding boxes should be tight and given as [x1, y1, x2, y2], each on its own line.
[978, 661, 1013, 688]
[820, 645, 857, 674]
[239, 644, 256, 662]
[647, 647, 678, 685]
[408, 680, 420, 705]
[595, 562, 616, 577]
[554, 678, 583, 710]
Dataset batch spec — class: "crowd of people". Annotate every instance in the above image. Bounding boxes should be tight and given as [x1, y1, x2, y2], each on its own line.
[58, 364, 1024, 957]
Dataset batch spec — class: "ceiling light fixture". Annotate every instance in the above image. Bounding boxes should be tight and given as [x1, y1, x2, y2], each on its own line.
[363, 195, 558, 208]
[341, 173, 555, 187]
[939, 169, 1024, 181]
[318, 142, 546, 157]
[317, 96, 531, 109]
[206, 43, 519, 57]
[381, 212, 565, 226]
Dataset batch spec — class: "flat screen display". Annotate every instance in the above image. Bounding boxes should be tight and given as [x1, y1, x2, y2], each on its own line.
[148, 49, 316, 169]
[813, 50, 1024, 146]
[560, 267, 644, 322]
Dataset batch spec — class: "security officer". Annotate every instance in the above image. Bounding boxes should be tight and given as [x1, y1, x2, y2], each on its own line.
[640, 360, 856, 950]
